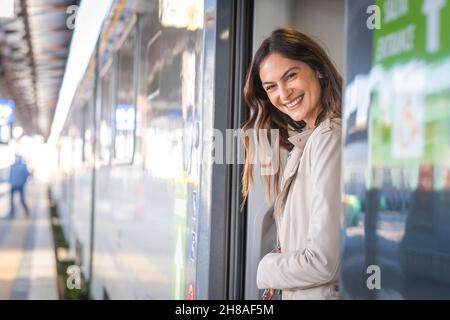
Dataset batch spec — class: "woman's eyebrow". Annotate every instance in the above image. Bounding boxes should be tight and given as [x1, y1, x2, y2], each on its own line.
[262, 66, 300, 85]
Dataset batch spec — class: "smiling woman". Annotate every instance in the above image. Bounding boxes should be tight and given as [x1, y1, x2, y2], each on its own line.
[259, 54, 322, 127]
[242, 28, 343, 300]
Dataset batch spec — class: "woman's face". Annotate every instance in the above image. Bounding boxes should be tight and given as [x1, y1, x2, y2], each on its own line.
[259, 52, 322, 127]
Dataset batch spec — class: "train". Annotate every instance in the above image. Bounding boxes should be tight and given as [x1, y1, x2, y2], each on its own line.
[51, 0, 255, 300]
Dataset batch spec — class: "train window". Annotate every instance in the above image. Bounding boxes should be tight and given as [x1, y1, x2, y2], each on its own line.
[99, 63, 113, 165]
[70, 109, 81, 167]
[133, 27, 161, 167]
[114, 27, 136, 164]
[144, 31, 161, 100]
[82, 101, 94, 164]
[81, 104, 87, 163]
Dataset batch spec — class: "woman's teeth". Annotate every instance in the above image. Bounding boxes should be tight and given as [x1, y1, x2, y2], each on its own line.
[286, 95, 304, 109]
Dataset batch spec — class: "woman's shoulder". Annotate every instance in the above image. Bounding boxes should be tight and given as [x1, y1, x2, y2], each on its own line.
[305, 118, 342, 158]
[311, 117, 342, 140]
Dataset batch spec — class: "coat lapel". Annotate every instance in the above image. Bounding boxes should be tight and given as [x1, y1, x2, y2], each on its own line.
[274, 127, 315, 218]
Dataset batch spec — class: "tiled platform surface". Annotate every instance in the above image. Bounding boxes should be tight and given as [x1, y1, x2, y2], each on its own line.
[0, 181, 58, 300]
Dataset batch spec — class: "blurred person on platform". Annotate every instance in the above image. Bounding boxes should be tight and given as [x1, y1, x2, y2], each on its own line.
[9, 154, 31, 218]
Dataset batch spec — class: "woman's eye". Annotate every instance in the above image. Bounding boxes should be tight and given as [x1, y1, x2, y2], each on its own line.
[265, 85, 275, 91]
[286, 72, 296, 80]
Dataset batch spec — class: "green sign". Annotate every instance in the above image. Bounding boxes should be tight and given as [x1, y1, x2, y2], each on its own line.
[370, 88, 450, 165]
[374, 0, 450, 67]
[370, 0, 450, 168]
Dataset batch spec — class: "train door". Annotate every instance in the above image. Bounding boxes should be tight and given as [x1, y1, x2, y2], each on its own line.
[245, 0, 346, 299]
[342, 0, 450, 299]
[134, 0, 254, 300]
[134, 0, 209, 299]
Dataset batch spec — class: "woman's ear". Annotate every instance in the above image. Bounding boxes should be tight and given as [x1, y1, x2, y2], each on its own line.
[316, 71, 323, 79]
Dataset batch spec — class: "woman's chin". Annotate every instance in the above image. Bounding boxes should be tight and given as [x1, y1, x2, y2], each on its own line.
[286, 112, 304, 122]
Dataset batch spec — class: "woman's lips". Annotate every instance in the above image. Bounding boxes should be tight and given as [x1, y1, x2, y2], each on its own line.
[285, 94, 304, 110]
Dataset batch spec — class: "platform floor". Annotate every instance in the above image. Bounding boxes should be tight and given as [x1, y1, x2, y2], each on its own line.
[0, 181, 58, 300]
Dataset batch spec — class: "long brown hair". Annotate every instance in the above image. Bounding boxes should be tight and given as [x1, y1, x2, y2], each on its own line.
[242, 28, 342, 203]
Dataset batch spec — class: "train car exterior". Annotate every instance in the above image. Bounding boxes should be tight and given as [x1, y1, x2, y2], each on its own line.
[51, 0, 251, 300]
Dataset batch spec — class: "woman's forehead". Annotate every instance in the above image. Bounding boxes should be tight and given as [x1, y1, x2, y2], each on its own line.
[259, 53, 308, 81]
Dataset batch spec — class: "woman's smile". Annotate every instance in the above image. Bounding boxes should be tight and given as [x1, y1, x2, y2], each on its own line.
[285, 94, 304, 110]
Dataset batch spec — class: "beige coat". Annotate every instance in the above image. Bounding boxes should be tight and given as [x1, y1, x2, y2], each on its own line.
[257, 118, 342, 300]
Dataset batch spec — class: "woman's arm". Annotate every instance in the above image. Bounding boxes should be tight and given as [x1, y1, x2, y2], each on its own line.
[257, 127, 341, 290]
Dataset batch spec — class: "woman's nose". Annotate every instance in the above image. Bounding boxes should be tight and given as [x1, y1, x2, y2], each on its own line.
[279, 85, 293, 101]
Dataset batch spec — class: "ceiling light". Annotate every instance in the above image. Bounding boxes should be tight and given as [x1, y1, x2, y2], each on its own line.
[0, 0, 15, 19]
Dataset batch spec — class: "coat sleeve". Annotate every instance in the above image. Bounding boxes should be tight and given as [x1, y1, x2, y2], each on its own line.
[256, 128, 341, 290]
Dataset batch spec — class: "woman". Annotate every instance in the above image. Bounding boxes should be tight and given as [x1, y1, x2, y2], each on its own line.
[242, 28, 342, 300]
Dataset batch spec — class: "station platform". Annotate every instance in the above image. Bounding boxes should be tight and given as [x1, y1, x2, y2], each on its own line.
[0, 181, 58, 300]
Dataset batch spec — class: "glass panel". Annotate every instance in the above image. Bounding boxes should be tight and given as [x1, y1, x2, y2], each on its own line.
[132, 0, 208, 299]
[342, 0, 450, 299]
[92, 0, 209, 299]
[99, 67, 112, 164]
[114, 28, 136, 163]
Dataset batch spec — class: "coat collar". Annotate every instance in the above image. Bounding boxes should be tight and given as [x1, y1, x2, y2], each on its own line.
[287, 118, 340, 150]
[288, 128, 314, 151]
